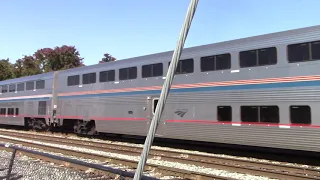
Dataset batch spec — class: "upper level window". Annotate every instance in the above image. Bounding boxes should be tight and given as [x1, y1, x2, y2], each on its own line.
[100, 70, 115, 82]
[17, 83, 24, 91]
[142, 63, 163, 78]
[26, 81, 34, 90]
[9, 84, 15, 92]
[1, 85, 7, 93]
[240, 47, 277, 68]
[168, 58, 194, 74]
[36, 80, 45, 89]
[67, 75, 80, 86]
[83, 72, 96, 84]
[288, 41, 320, 63]
[119, 67, 137, 80]
[201, 53, 231, 72]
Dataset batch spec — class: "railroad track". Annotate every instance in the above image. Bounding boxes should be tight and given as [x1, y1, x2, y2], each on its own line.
[0, 130, 232, 180]
[0, 129, 319, 180]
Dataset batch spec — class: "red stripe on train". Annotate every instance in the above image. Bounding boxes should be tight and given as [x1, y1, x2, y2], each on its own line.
[0, 115, 147, 121]
[166, 119, 320, 128]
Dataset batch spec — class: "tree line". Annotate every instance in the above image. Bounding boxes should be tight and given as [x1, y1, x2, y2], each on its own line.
[0, 45, 116, 81]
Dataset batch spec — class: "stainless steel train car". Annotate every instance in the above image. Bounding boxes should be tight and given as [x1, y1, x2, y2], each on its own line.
[1, 25, 320, 153]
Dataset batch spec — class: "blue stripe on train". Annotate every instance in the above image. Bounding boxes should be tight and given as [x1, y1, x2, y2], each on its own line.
[0, 97, 50, 103]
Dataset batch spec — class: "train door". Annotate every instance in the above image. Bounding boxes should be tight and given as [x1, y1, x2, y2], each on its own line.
[147, 96, 164, 137]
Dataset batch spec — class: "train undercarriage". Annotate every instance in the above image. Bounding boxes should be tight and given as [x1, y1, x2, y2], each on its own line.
[24, 117, 98, 135]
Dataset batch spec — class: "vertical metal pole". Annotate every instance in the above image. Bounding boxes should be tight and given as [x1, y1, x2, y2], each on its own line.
[6, 149, 16, 180]
[133, 0, 199, 179]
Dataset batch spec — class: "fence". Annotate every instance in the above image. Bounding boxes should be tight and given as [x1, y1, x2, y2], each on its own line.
[0, 143, 158, 180]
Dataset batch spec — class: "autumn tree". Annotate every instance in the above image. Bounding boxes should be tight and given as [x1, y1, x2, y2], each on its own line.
[34, 45, 84, 72]
[0, 59, 15, 81]
[99, 53, 116, 63]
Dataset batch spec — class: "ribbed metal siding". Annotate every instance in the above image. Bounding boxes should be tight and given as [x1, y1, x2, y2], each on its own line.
[164, 124, 320, 152]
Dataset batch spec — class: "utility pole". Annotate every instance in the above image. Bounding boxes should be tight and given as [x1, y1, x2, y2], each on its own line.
[133, 0, 199, 179]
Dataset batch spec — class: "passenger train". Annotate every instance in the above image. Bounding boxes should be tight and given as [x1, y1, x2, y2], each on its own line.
[1, 25, 320, 153]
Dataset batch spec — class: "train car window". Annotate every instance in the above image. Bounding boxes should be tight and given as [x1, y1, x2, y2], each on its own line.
[26, 81, 34, 90]
[36, 80, 45, 89]
[290, 105, 311, 124]
[128, 67, 137, 79]
[83, 72, 96, 84]
[288, 43, 310, 63]
[201, 54, 231, 72]
[119, 67, 137, 80]
[241, 106, 258, 122]
[181, 58, 194, 74]
[240, 47, 277, 67]
[99, 70, 115, 82]
[17, 83, 24, 91]
[152, 98, 159, 114]
[312, 41, 320, 60]
[67, 75, 80, 86]
[216, 54, 231, 70]
[1, 85, 8, 93]
[217, 106, 232, 122]
[142, 64, 152, 78]
[0, 108, 6, 115]
[260, 106, 279, 123]
[168, 59, 194, 74]
[200, 56, 215, 72]
[142, 63, 163, 78]
[38, 101, 47, 115]
[9, 84, 15, 92]
[15, 108, 19, 115]
[7, 108, 14, 115]
[258, 47, 277, 66]
[240, 50, 257, 67]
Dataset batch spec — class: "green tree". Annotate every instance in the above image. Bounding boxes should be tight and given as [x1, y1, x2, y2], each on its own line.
[0, 59, 15, 81]
[13, 59, 24, 78]
[18, 55, 42, 77]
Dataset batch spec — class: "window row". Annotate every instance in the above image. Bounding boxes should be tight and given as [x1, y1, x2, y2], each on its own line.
[217, 105, 311, 124]
[0, 102, 46, 116]
[0, 108, 19, 115]
[67, 40, 320, 86]
[1, 80, 45, 94]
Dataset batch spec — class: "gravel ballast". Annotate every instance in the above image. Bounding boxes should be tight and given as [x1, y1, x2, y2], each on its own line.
[0, 134, 276, 180]
[0, 150, 101, 180]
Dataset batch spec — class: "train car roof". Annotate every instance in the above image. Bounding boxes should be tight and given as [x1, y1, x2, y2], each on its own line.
[58, 24, 320, 74]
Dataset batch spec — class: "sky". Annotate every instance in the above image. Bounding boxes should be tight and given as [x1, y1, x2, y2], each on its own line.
[0, 0, 319, 66]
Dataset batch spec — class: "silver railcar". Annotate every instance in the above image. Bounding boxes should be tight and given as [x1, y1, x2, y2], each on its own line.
[1, 25, 320, 152]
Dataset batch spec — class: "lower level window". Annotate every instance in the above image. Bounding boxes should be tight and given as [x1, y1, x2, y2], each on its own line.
[0, 108, 5, 115]
[217, 106, 232, 122]
[152, 99, 159, 114]
[290, 106, 311, 124]
[241, 106, 279, 123]
[8, 108, 14, 115]
[241, 106, 259, 122]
